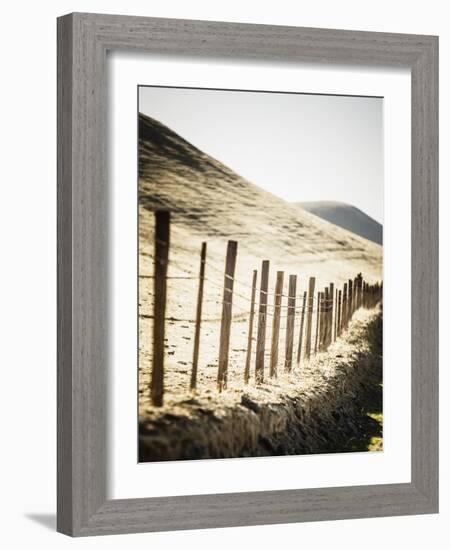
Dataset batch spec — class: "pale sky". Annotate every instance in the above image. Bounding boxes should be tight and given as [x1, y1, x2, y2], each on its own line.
[139, 86, 383, 224]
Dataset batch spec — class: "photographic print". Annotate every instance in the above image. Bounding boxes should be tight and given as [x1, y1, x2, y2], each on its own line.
[138, 86, 383, 462]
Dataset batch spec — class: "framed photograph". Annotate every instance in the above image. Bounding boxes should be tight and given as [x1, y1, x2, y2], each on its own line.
[57, 13, 438, 536]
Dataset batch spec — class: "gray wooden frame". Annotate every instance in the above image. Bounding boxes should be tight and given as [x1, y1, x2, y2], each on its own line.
[57, 12, 438, 537]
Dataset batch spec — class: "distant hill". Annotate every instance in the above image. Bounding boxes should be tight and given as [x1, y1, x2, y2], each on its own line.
[296, 201, 383, 245]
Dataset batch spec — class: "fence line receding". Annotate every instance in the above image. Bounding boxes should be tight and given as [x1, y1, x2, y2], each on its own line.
[146, 212, 383, 406]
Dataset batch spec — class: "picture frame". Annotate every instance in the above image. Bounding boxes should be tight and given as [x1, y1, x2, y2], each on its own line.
[57, 12, 438, 536]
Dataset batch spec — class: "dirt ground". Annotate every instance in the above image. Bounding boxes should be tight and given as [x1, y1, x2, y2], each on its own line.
[139, 307, 383, 461]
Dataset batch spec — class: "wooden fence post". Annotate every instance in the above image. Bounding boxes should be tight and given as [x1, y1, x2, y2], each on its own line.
[296, 291, 307, 365]
[342, 283, 348, 330]
[284, 274, 297, 372]
[357, 274, 362, 309]
[348, 279, 353, 325]
[318, 289, 324, 350]
[359, 278, 362, 308]
[217, 240, 238, 392]
[337, 289, 342, 336]
[269, 271, 284, 378]
[314, 291, 321, 354]
[321, 286, 329, 351]
[190, 242, 207, 391]
[151, 210, 170, 407]
[328, 282, 334, 346]
[304, 277, 316, 359]
[244, 269, 257, 384]
[355, 275, 359, 309]
[255, 260, 270, 384]
[333, 287, 338, 341]
[320, 288, 326, 350]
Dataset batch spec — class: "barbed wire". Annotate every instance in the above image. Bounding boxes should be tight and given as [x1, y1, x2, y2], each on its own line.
[144, 242, 378, 327]
[142, 270, 339, 307]
[148, 239, 359, 301]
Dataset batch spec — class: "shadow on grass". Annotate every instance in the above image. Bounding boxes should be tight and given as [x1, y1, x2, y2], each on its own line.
[335, 311, 383, 453]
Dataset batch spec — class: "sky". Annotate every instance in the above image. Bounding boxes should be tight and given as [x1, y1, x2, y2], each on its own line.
[139, 86, 383, 224]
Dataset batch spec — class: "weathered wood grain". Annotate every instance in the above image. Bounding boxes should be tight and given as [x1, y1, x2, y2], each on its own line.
[255, 260, 270, 383]
[284, 274, 297, 372]
[217, 240, 238, 391]
[151, 211, 170, 406]
[190, 242, 207, 390]
[304, 277, 316, 359]
[270, 271, 284, 378]
[244, 269, 258, 384]
[296, 291, 307, 365]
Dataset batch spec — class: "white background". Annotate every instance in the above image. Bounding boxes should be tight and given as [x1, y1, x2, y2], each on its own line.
[0, 1, 447, 549]
[109, 55, 411, 498]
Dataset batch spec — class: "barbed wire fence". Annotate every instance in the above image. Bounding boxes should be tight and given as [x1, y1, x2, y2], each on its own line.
[147, 211, 383, 406]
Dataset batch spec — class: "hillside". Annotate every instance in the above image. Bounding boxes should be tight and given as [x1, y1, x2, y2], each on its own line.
[138, 112, 383, 419]
[297, 201, 383, 245]
[139, 113, 382, 286]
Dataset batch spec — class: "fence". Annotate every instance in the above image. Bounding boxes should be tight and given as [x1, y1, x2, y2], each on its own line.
[148, 211, 383, 406]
